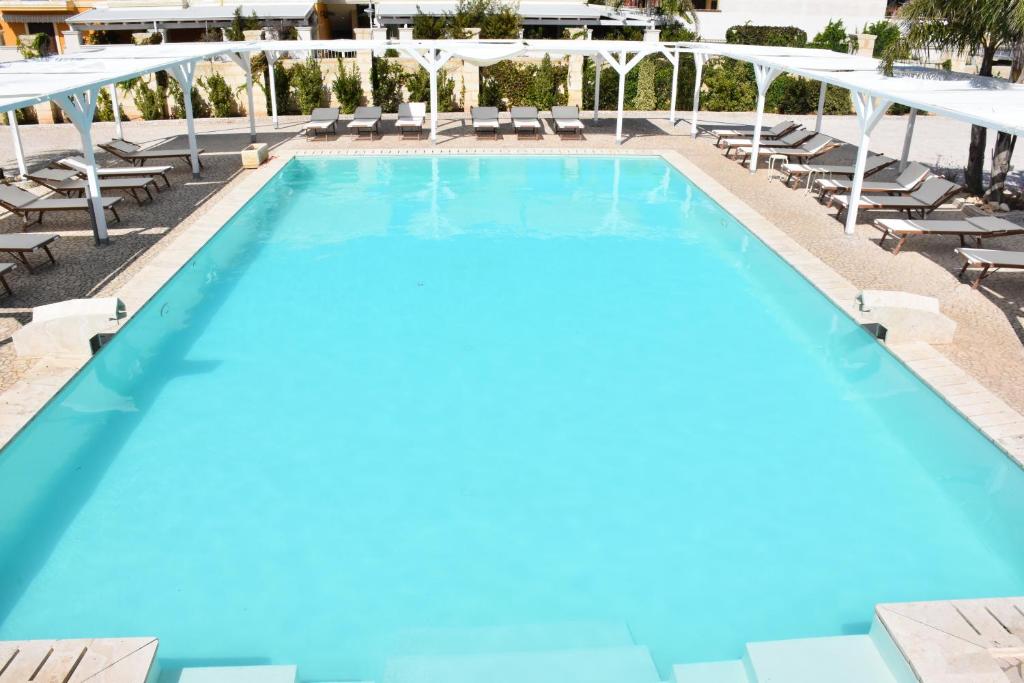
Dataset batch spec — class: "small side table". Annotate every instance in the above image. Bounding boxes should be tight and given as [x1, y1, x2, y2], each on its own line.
[767, 154, 789, 183]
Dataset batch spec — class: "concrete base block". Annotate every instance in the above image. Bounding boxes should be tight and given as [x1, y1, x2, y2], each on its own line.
[14, 297, 126, 359]
[858, 290, 957, 345]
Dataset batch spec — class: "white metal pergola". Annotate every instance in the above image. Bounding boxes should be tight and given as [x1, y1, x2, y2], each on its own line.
[1, 38, 1023, 244]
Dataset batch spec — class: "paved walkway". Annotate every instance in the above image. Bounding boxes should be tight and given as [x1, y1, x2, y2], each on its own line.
[1, 112, 1024, 418]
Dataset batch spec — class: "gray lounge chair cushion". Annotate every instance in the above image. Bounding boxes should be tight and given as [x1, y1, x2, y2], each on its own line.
[304, 108, 339, 130]
[348, 106, 381, 129]
[784, 155, 893, 177]
[713, 120, 798, 139]
[397, 102, 426, 126]
[552, 106, 583, 129]
[511, 107, 540, 128]
[472, 107, 500, 128]
[834, 177, 959, 209]
[957, 248, 1024, 268]
[58, 157, 174, 178]
[0, 233, 58, 251]
[0, 185, 41, 208]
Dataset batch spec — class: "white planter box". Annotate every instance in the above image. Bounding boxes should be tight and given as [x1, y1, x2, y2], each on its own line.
[241, 143, 269, 169]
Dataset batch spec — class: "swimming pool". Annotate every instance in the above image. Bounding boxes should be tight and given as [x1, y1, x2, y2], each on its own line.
[0, 155, 1022, 682]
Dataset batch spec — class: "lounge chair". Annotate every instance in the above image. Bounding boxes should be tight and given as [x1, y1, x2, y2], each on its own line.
[781, 154, 895, 189]
[874, 215, 1024, 254]
[832, 177, 962, 221]
[711, 120, 800, 147]
[0, 185, 121, 227]
[472, 107, 501, 139]
[735, 133, 840, 164]
[956, 247, 1024, 288]
[99, 139, 203, 168]
[0, 262, 15, 296]
[348, 106, 381, 140]
[55, 156, 173, 189]
[816, 162, 931, 205]
[397, 102, 426, 140]
[552, 106, 584, 140]
[723, 128, 813, 158]
[511, 106, 542, 140]
[28, 168, 157, 205]
[302, 107, 340, 138]
[0, 233, 58, 272]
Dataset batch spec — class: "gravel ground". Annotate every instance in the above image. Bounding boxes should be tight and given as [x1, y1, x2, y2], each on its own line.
[1, 112, 1024, 415]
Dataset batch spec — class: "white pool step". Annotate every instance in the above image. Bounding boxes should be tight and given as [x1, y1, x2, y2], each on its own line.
[745, 635, 900, 683]
[673, 660, 749, 683]
[674, 634, 903, 683]
[382, 644, 661, 683]
[175, 664, 297, 683]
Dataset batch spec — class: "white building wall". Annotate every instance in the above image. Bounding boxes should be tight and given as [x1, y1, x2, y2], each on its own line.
[696, 0, 888, 41]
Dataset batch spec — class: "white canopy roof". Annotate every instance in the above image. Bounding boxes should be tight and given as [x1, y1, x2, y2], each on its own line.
[0, 39, 1022, 137]
[68, 3, 315, 29]
[374, 1, 620, 24]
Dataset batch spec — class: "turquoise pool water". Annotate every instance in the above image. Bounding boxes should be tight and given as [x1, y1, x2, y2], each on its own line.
[1, 155, 1022, 682]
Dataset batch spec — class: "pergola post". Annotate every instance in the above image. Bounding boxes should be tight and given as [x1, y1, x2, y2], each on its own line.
[899, 108, 918, 172]
[6, 110, 27, 178]
[266, 50, 280, 129]
[228, 52, 257, 142]
[667, 45, 680, 125]
[600, 48, 647, 144]
[814, 81, 827, 133]
[109, 84, 124, 139]
[690, 53, 705, 138]
[166, 60, 202, 178]
[401, 46, 452, 143]
[749, 64, 781, 173]
[53, 88, 108, 245]
[592, 55, 601, 122]
[845, 92, 892, 235]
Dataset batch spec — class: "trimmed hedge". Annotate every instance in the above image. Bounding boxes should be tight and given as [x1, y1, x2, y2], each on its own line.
[480, 56, 569, 110]
[725, 24, 806, 48]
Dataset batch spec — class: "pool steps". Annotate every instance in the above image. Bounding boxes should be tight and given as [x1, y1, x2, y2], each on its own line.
[175, 664, 298, 683]
[381, 644, 661, 683]
[673, 625, 914, 683]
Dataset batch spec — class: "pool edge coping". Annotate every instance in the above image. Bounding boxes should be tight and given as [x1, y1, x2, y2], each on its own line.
[1, 145, 1022, 470]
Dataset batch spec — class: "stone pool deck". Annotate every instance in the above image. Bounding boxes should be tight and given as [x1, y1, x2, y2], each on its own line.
[1, 113, 1024, 467]
[0, 637, 158, 682]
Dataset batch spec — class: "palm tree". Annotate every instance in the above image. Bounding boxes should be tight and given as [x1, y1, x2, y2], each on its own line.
[883, 0, 1024, 196]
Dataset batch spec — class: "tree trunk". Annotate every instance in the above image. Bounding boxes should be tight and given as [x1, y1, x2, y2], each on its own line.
[987, 42, 1024, 201]
[966, 46, 996, 196]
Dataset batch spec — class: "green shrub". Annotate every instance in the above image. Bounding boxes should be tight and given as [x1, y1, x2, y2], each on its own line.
[478, 1, 521, 39]
[289, 57, 325, 114]
[632, 58, 657, 111]
[124, 75, 168, 120]
[413, 11, 448, 39]
[414, 0, 521, 39]
[725, 24, 806, 47]
[481, 56, 568, 110]
[168, 78, 211, 119]
[18, 33, 49, 59]
[225, 6, 261, 41]
[93, 87, 126, 122]
[199, 72, 237, 117]
[809, 19, 852, 53]
[251, 54, 292, 115]
[863, 20, 904, 59]
[766, 75, 850, 114]
[701, 58, 757, 111]
[370, 58, 405, 113]
[331, 60, 363, 114]
[405, 67, 459, 111]
[583, 53, 694, 112]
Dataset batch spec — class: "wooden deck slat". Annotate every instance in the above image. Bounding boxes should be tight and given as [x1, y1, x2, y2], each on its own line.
[34, 640, 89, 683]
[0, 641, 55, 682]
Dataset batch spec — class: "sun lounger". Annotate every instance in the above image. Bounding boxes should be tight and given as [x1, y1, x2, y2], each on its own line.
[955, 247, 1024, 288]
[99, 139, 203, 168]
[472, 107, 501, 139]
[723, 128, 814, 158]
[0, 262, 15, 296]
[552, 106, 584, 140]
[832, 177, 961, 221]
[55, 156, 173, 189]
[875, 215, 1024, 254]
[29, 168, 157, 205]
[711, 120, 800, 147]
[397, 102, 426, 140]
[348, 106, 381, 140]
[816, 162, 931, 205]
[0, 185, 121, 227]
[0, 233, 58, 272]
[510, 106, 542, 140]
[302, 107, 340, 138]
[735, 133, 840, 164]
[781, 155, 895, 188]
